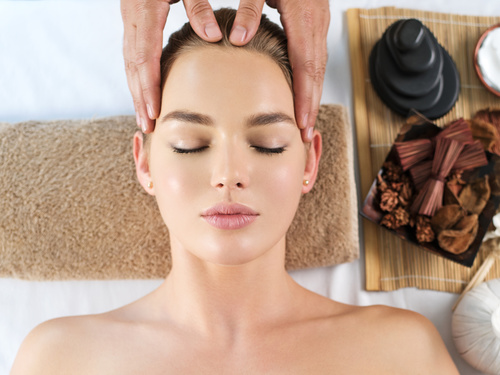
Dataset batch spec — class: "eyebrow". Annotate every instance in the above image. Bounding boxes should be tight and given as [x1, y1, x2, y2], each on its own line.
[246, 112, 295, 127]
[159, 110, 295, 127]
[160, 111, 214, 126]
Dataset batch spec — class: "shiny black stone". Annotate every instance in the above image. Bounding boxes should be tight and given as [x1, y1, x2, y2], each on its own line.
[368, 19, 460, 120]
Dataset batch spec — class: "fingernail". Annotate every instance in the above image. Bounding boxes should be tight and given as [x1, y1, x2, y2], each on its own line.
[147, 104, 154, 119]
[205, 23, 222, 39]
[302, 113, 309, 129]
[231, 26, 247, 44]
[140, 117, 147, 133]
[307, 126, 314, 141]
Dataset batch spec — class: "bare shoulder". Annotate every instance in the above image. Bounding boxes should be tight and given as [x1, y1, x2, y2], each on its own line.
[11, 314, 109, 375]
[356, 305, 459, 375]
[295, 296, 458, 374]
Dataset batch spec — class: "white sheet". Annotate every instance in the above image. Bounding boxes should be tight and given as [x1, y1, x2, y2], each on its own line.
[1, 0, 499, 373]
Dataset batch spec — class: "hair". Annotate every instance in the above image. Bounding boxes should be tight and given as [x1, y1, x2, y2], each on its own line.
[160, 8, 292, 91]
[143, 8, 292, 147]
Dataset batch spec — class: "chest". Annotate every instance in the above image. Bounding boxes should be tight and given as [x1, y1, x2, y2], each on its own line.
[86, 328, 396, 375]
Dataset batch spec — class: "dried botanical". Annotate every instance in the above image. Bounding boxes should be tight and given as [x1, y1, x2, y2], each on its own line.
[380, 212, 397, 229]
[393, 207, 410, 227]
[459, 176, 491, 215]
[380, 189, 399, 212]
[473, 108, 500, 156]
[437, 214, 479, 254]
[416, 215, 435, 243]
[377, 174, 388, 193]
[399, 180, 413, 207]
[372, 109, 499, 257]
[382, 161, 403, 182]
[430, 204, 465, 234]
[466, 118, 498, 153]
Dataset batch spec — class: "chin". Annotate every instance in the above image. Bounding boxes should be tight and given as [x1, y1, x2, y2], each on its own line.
[185, 231, 285, 267]
[197, 240, 269, 266]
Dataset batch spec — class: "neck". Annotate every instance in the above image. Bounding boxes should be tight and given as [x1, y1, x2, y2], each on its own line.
[156, 236, 305, 339]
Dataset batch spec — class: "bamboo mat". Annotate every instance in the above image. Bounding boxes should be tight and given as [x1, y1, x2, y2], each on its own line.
[347, 7, 500, 292]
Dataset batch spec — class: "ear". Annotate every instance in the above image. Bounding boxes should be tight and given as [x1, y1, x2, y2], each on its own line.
[302, 129, 322, 194]
[133, 131, 155, 196]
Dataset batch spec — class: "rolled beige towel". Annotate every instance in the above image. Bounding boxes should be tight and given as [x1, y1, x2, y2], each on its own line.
[0, 104, 359, 280]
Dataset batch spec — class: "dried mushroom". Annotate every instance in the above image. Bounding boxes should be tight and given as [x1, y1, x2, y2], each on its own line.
[466, 118, 499, 153]
[443, 183, 461, 206]
[489, 164, 500, 196]
[437, 214, 479, 254]
[430, 204, 465, 233]
[473, 108, 500, 155]
[458, 176, 491, 215]
[474, 108, 500, 130]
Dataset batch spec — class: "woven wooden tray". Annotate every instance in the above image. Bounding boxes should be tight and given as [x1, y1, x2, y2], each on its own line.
[347, 7, 500, 292]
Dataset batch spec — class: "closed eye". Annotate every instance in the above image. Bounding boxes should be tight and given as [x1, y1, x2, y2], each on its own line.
[252, 146, 286, 155]
[172, 146, 209, 154]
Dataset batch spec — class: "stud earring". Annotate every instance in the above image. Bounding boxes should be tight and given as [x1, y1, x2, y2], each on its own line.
[147, 181, 153, 189]
[303, 179, 310, 186]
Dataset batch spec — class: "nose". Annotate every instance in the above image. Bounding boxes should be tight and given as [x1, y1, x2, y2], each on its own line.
[210, 143, 249, 190]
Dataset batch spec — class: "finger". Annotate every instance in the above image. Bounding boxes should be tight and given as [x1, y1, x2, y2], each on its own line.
[122, 6, 149, 130]
[123, 27, 146, 131]
[122, 0, 141, 129]
[275, 0, 329, 138]
[182, 0, 222, 41]
[298, 49, 327, 142]
[229, 0, 266, 45]
[134, 1, 170, 130]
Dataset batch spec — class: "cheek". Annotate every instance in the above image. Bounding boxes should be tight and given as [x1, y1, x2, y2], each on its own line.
[266, 163, 303, 194]
[256, 153, 306, 215]
[157, 167, 192, 197]
[149, 150, 208, 227]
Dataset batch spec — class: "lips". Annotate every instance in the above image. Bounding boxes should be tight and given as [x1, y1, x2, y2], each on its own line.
[201, 203, 259, 230]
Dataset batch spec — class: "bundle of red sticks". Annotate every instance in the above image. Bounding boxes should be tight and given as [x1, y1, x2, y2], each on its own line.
[364, 109, 500, 264]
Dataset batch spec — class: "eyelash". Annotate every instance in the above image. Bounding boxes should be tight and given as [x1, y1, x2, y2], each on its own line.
[171, 146, 286, 155]
[172, 146, 208, 154]
[252, 146, 286, 155]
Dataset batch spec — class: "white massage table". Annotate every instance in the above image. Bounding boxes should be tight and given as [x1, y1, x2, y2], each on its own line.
[1, 1, 499, 373]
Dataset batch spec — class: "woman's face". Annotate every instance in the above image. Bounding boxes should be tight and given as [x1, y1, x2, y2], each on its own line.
[135, 47, 320, 266]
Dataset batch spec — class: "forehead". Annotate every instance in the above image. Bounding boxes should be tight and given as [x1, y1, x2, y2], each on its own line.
[160, 47, 294, 120]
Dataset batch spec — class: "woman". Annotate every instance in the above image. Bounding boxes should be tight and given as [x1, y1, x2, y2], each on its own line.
[11, 9, 458, 374]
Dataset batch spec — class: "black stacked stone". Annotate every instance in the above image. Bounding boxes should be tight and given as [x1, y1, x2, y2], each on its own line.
[369, 19, 460, 119]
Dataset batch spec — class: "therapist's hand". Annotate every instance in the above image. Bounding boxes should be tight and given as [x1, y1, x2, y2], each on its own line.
[234, 0, 330, 142]
[121, 0, 329, 141]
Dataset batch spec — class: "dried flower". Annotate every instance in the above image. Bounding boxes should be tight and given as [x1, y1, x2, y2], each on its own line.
[393, 207, 410, 227]
[383, 161, 403, 182]
[380, 207, 410, 229]
[389, 181, 404, 192]
[380, 189, 399, 212]
[398, 181, 413, 207]
[416, 215, 435, 243]
[377, 174, 388, 192]
[380, 213, 396, 229]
